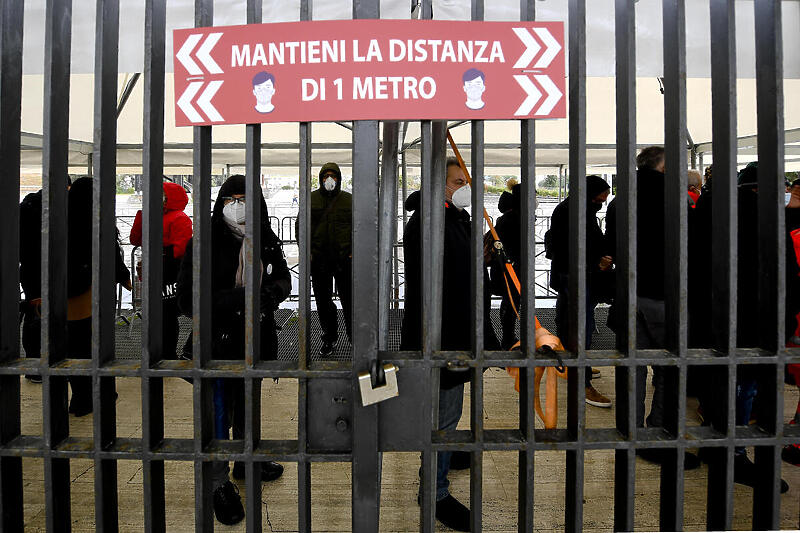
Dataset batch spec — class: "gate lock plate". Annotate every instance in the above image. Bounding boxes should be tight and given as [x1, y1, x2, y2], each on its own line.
[358, 363, 399, 406]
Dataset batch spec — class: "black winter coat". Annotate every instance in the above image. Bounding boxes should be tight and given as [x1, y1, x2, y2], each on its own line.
[688, 187, 774, 348]
[606, 167, 666, 300]
[66, 178, 130, 298]
[400, 191, 499, 387]
[19, 191, 42, 300]
[495, 188, 521, 265]
[547, 197, 608, 293]
[177, 212, 291, 361]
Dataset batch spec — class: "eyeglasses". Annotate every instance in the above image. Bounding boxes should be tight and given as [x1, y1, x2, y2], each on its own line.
[222, 196, 246, 205]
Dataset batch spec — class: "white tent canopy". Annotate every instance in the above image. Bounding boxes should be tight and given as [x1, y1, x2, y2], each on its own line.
[16, 0, 800, 175]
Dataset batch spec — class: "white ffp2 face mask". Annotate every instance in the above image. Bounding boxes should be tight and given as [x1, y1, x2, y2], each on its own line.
[786, 192, 792, 206]
[223, 202, 246, 225]
[450, 184, 471, 209]
[324, 177, 337, 191]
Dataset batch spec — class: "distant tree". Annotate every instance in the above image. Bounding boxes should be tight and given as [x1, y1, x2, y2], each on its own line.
[538, 174, 558, 188]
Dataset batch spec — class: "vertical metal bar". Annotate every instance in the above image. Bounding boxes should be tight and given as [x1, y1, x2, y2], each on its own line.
[706, 1, 737, 529]
[379, 122, 400, 351]
[297, 130, 312, 529]
[468, 0, 484, 522]
[566, 1, 586, 532]
[243, 2, 264, 530]
[41, 0, 73, 529]
[297, 2, 313, 530]
[613, 1, 637, 530]
[518, 1, 537, 531]
[420, 0, 432, 20]
[92, 0, 121, 528]
[141, 6, 166, 533]
[401, 147, 409, 229]
[0, 1, 24, 529]
[661, 0, 688, 528]
[296, 13, 312, 533]
[351, 119, 381, 533]
[753, 1, 785, 528]
[351, 4, 381, 531]
[418, 120, 436, 533]
[141, 0, 167, 528]
[192, 1, 214, 530]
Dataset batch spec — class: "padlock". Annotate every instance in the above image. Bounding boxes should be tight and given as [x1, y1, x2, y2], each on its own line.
[358, 363, 399, 406]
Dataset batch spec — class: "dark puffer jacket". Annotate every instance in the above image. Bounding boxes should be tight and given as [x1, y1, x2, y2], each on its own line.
[19, 190, 42, 300]
[606, 167, 666, 300]
[546, 176, 611, 293]
[400, 191, 499, 388]
[176, 176, 291, 360]
[308, 166, 352, 267]
[494, 184, 521, 265]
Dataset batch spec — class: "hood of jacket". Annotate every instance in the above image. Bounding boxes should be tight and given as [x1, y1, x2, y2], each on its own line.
[318, 162, 343, 197]
[404, 190, 421, 212]
[163, 182, 189, 212]
[212, 174, 270, 221]
[497, 184, 522, 214]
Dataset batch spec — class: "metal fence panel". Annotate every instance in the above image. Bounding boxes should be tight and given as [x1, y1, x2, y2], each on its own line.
[0, 0, 796, 532]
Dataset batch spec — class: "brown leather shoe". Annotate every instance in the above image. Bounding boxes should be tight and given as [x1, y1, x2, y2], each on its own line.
[585, 385, 612, 408]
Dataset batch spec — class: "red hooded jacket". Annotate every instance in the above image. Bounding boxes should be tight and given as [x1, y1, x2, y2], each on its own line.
[129, 182, 193, 258]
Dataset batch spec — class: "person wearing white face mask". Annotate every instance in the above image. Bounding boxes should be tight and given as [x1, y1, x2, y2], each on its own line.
[298, 162, 353, 356]
[400, 156, 499, 532]
[177, 175, 292, 525]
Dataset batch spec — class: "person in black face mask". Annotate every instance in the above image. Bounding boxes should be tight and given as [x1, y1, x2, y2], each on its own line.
[544, 174, 613, 408]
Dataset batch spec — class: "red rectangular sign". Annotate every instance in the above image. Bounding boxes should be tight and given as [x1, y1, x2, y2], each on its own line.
[172, 19, 565, 126]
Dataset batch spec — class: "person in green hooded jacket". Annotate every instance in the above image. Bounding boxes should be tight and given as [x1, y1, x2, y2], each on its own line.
[305, 162, 353, 355]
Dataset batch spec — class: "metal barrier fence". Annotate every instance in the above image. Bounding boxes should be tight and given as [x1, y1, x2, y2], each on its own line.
[0, 1, 795, 532]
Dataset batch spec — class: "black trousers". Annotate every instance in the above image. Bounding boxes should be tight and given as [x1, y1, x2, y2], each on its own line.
[162, 297, 180, 359]
[21, 308, 40, 359]
[67, 317, 92, 407]
[311, 259, 352, 344]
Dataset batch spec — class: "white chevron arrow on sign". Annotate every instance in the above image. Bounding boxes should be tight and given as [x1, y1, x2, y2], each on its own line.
[533, 28, 561, 69]
[196, 33, 223, 74]
[176, 34, 203, 76]
[177, 81, 204, 123]
[513, 75, 542, 116]
[512, 28, 541, 69]
[197, 80, 224, 122]
[533, 74, 562, 116]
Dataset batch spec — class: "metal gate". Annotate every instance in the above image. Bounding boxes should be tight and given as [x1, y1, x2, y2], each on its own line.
[0, 0, 795, 531]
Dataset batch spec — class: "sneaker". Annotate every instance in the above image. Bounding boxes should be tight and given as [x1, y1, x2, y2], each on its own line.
[435, 494, 470, 532]
[636, 449, 701, 470]
[232, 461, 284, 482]
[213, 481, 245, 525]
[24, 375, 42, 384]
[585, 385, 612, 408]
[319, 341, 335, 356]
[734, 454, 789, 493]
[448, 451, 471, 471]
[591, 368, 601, 377]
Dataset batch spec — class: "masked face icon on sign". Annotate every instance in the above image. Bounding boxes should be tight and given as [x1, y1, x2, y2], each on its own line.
[252, 71, 276, 114]
[462, 68, 486, 110]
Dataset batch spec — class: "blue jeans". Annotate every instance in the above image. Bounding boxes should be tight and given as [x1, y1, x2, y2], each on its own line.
[436, 383, 465, 501]
[211, 378, 246, 489]
[735, 377, 757, 456]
